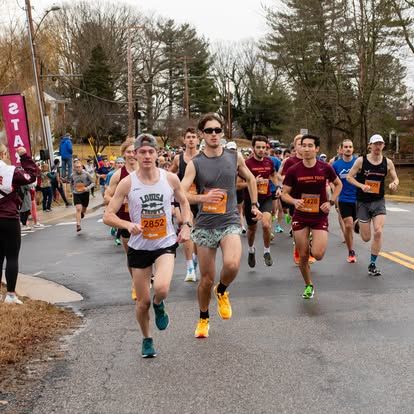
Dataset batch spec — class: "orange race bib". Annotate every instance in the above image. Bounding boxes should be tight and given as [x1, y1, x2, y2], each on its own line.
[365, 180, 380, 194]
[75, 183, 86, 192]
[298, 193, 320, 213]
[141, 214, 167, 239]
[202, 189, 227, 214]
[189, 183, 198, 195]
[124, 201, 129, 213]
[257, 178, 269, 195]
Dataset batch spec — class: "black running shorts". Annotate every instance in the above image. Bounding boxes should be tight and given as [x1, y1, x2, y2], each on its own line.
[127, 243, 178, 269]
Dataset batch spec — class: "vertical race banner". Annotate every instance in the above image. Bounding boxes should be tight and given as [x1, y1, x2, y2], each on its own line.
[0, 93, 32, 166]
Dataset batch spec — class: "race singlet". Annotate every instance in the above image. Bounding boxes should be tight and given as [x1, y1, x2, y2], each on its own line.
[365, 180, 380, 194]
[298, 193, 320, 213]
[75, 183, 86, 192]
[202, 189, 227, 214]
[257, 178, 269, 195]
[141, 213, 167, 239]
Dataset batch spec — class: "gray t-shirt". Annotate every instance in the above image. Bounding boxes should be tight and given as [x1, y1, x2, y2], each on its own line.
[192, 148, 240, 229]
[70, 170, 94, 194]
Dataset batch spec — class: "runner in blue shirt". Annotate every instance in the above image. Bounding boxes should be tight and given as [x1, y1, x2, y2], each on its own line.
[332, 139, 358, 263]
[269, 149, 283, 235]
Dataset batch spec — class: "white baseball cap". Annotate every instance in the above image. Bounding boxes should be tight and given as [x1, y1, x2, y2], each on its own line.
[369, 134, 385, 144]
[320, 153, 327, 158]
[226, 141, 237, 150]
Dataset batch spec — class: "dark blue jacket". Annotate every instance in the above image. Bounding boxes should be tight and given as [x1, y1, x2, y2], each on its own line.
[59, 136, 73, 160]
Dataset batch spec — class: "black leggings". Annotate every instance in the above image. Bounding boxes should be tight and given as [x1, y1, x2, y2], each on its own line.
[0, 219, 21, 292]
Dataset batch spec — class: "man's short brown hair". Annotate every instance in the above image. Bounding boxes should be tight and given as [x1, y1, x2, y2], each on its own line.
[197, 113, 224, 131]
[120, 137, 135, 154]
[185, 127, 197, 135]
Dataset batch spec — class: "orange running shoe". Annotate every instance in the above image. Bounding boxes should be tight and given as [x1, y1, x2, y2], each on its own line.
[308, 255, 316, 264]
[347, 250, 357, 263]
[214, 284, 232, 320]
[131, 285, 137, 301]
[195, 318, 209, 338]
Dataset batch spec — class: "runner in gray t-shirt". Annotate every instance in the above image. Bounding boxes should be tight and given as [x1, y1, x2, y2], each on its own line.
[182, 113, 262, 339]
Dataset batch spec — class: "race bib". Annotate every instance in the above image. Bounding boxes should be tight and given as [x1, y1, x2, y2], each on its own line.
[257, 179, 269, 195]
[189, 183, 197, 195]
[124, 201, 129, 213]
[141, 214, 167, 239]
[365, 180, 380, 194]
[75, 183, 86, 192]
[298, 193, 320, 213]
[202, 189, 227, 214]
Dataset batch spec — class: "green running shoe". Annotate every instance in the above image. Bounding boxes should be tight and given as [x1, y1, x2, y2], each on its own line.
[153, 300, 169, 330]
[142, 337, 157, 358]
[285, 213, 292, 225]
[302, 284, 314, 299]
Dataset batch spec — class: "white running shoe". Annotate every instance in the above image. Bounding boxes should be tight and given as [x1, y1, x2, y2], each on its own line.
[4, 294, 23, 305]
[21, 225, 32, 232]
[33, 223, 45, 228]
[184, 268, 197, 282]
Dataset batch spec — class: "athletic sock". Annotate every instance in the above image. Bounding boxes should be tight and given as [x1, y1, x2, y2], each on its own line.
[216, 282, 227, 295]
[186, 260, 194, 270]
[370, 254, 378, 264]
[248, 245, 255, 253]
[264, 247, 270, 254]
[200, 310, 209, 319]
[192, 253, 198, 264]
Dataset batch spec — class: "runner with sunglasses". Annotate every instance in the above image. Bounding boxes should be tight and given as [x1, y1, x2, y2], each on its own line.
[181, 113, 262, 338]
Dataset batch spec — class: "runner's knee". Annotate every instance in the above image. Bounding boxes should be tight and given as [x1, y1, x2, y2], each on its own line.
[137, 298, 151, 312]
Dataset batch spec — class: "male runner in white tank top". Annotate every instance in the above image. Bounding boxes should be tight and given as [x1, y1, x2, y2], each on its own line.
[104, 134, 191, 358]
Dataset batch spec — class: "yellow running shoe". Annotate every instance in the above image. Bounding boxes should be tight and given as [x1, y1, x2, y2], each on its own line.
[214, 284, 232, 320]
[195, 318, 209, 338]
[131, 285, 137, 301]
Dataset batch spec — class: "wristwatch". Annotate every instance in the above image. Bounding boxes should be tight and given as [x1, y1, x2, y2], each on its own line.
[251, 202, 260, 209]
[329, 200, 335, 206]
[183, 221, 193, 228]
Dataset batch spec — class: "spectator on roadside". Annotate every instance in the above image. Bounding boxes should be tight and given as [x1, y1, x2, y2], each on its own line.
[40, 163, 53, 212]
[51, 159, 70, 207]
[59, 132, 73, 179]
[19, 184, 32, 231]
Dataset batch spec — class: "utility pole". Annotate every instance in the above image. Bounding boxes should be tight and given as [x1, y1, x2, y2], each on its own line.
[127, 29, 134, 137]
[227, 78, 232, 139]
[25, 0, 48, 162]
[183, 56, 190, 119]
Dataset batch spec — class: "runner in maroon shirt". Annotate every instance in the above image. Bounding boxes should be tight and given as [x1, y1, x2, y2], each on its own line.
[243, 136, 280, 267]
[282, 134, 342, 299]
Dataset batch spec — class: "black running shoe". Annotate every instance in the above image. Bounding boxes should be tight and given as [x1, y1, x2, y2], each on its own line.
[368, 262, 381, 276]
[264, 252, 273, 266]
[248, 250, 256, 268]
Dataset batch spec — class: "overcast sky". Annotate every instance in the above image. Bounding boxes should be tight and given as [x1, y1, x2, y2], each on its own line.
[5, 0, 414, 91]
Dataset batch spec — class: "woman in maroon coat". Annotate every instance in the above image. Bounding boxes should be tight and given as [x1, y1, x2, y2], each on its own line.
[0, 144, 39, 304]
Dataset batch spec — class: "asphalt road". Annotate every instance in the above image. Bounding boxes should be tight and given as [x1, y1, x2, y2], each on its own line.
[13, 202, 414, 413]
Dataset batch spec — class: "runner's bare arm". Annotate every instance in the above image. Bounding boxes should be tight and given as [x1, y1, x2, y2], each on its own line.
[236, 176, 247, 191]
[103, 169, 121, 205]
[169, 155, 179, 174]
[281, 184, 305, 210]
[346, 156, 368, 190]
[103, 177, 140, 234]
[387, 158, 399, 191]
[167, 173, 191, 243]
[320, 177, 342, 214]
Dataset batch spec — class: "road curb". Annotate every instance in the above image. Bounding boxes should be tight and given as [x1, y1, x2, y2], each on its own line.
[39, 202, 104, 224]
[385, 195, 414, 204]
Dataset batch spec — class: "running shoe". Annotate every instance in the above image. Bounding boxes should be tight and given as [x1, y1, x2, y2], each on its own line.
[302, 284, 314, 299]
[248, 249, 256, 268]
[81, 212, 85, 219]
[347, 250, 357, 263]
[110, 227, 116, 236]
[354, 219, 360, 234]
[115, 238, 121, 246]
[289, 229, 293, 237]
[214, 284, 232, 320]
[131, 285, 137, 301]
[264, 252, 273, 266]
[21, 225, 32, 232]
[275, 224, 284, 233]
[270, 232, 275, 241]
[368, 263, 381, 276]
[141, 337, 157, 358]
[194, 318, 209, 338]
[293, 246, 300, 265]
[153, 300, 169, 330]
[76, 225, 81, 232]
[241, 227, 247, 235]
[184, 268, 197, 282]
[308, 255, 316, 264]
[33, 223, 45, 228]
[285, 213, 292, 224]
[4, 294, 23, 305]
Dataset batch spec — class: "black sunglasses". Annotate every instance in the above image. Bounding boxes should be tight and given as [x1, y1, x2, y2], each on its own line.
[203, 128, 223, 134]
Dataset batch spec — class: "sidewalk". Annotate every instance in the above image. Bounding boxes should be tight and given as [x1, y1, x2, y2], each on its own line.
[34, 194, 104, 225]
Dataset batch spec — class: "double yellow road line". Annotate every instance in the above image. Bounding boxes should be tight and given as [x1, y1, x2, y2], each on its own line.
[380, 251, 414, 271]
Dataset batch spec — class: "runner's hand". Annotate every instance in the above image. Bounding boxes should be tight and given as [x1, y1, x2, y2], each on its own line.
[177, 225, 190, 243]
[255, 175, 262, 182]
[16, 147, 26, 156]
[294, 199, 305, 210]
[389, 182, 398, 192]
[127, 222, 142, 235]
[320, 202, 331, 214]
[204, 189, 225, 204]
[251, 206, 263, 221]
[361, 184, 371, 192]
